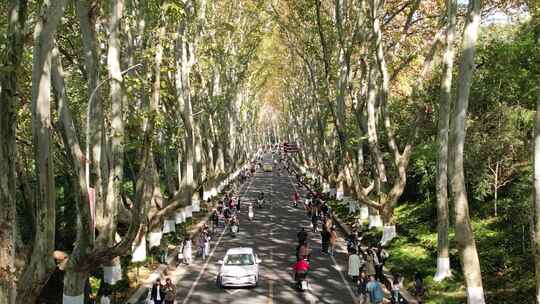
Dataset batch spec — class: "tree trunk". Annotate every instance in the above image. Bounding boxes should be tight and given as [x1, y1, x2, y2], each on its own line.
[16, 1, 67, 303]
[0, 1, 27, 303]
[534, 67, 540, 304]
[102, 0, 125, 245]
[450, 0, 485, 302]
[434, 0, 457, 283]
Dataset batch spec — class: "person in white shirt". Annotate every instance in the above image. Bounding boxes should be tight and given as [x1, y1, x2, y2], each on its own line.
[348, 249, 362, 283]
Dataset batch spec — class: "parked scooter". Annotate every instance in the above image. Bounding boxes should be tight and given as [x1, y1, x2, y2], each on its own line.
[257, 199, 264, 208]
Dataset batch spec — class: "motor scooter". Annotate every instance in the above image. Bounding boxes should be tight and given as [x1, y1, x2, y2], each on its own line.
[294, 271, 309, 291]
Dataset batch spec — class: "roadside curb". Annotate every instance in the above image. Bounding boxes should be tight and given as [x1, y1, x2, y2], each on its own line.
[127, 211, 214, 304]
[126, 167, 250, 304]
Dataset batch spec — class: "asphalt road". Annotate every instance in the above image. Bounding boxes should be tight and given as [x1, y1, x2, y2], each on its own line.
[169, 153, 359, 304]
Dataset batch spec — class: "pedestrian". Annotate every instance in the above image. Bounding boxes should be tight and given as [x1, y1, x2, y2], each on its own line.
[163, 278, 176, 304]
[181, 238, 192, 265]
[329, 226, 337, 256]
[391, 275, 402, 304]
[311, 212, 318, 232]
[414, 272, 426, 304]
[347, 233, 358, 255]
[297, 227, 308, 244]
[366, 275, 384, 304]
[365, 250, 376, 277]
[357, 271, 369, 303]
[348, 249, 361, 283]
[150, 279, 165, 304]
[320, 228, 331, 255]
[211, 209, 219, 232]
[197, 232, 206, 258]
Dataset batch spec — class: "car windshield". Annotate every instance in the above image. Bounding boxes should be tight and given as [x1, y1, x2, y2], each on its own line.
[225, 253, 254, 266]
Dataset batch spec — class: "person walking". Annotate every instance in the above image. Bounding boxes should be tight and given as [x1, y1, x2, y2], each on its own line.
[150, 279, 165, 304]
[348, 249, 361, 283]
[329, 226, 337, 256]
[311, 212, 318, 232]
[320, 228, 331, 255]
[391, 275, 402, 304]
[414, 272, 426, 304]
[181, 238, 192, 265]
[357, 271, 369, 303]
[365, 250, 376, 277]
[163, 278, 176, 304]
[366, 275, 384, 304]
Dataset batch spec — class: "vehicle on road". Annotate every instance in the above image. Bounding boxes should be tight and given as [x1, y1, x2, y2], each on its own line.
[263, 163, 273, 172]
[217, 248, 261, 288]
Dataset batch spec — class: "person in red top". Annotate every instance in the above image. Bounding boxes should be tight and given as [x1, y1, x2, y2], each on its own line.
[292, 258, 310, 281]
[293, 191, 300, 203]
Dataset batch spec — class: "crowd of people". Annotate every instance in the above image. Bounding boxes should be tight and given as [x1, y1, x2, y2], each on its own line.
[141, 148, 427, 304]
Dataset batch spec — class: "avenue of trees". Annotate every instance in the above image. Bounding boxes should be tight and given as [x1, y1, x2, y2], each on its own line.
[1, 0, 269, 303]
[0, 0, 538, 304]
[269, 0, 538, 303]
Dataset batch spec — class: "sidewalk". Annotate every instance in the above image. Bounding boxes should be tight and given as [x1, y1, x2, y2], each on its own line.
[290, 163, 419, 304]
[126, 211, 214, 304]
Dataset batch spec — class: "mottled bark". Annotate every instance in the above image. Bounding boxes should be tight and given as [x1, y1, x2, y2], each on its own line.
[0, 1, 27, 303]
[434, 0, 457, 283]
[17, 1, 67, 302]
[450, 0, 485, 302]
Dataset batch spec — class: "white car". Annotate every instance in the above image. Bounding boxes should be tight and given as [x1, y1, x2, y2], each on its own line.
[217, 248, 261, 288]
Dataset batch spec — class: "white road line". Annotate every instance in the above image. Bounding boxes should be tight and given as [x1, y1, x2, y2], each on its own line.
[286, 167, 357, 303]
[330, 254, 357, 301]
[181, 174, 256, 304]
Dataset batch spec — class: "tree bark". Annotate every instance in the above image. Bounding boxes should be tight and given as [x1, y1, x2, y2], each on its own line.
[17, 1, 67, 303]
[102, 0, 125, 246]
[531, 60, 540, 304]
[450, 0, 485, 302]
[0, 1, 27, 303]
[434, 0, 457, 283]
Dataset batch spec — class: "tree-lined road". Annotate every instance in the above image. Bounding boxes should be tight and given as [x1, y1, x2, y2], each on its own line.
[166, 154, 357, 304]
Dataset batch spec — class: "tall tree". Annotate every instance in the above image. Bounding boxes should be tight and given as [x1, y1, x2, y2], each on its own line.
[16, 0, 68, 302]
[434, 0, 457, 282]
[0, 1, 27, 303]
[450, 0, 485, 302]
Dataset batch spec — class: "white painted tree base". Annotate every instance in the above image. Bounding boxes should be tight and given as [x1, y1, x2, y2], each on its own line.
[103, 262, 122, 284]
[131, 235, 147, 263]
[175, 210, 186, 224]
[203, 191, 211, 201]
[368, 215, 383, 228]
[63, 294, 84, 304]
[359, 206, 369, 220]
[163, 219, 176, 233]
[336, 191, 344, 200]
[192, 200, 200, 212]
[348, 200, 357, 214]
[149, 231, 163, 248]
[323, 183, 330, 193]
[380, 225, 397, 245]
[211, 187, 217, 197]
[185, 206, 193, 218]
[433, 257, 452, 282]
[467, 287, 486, 304]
